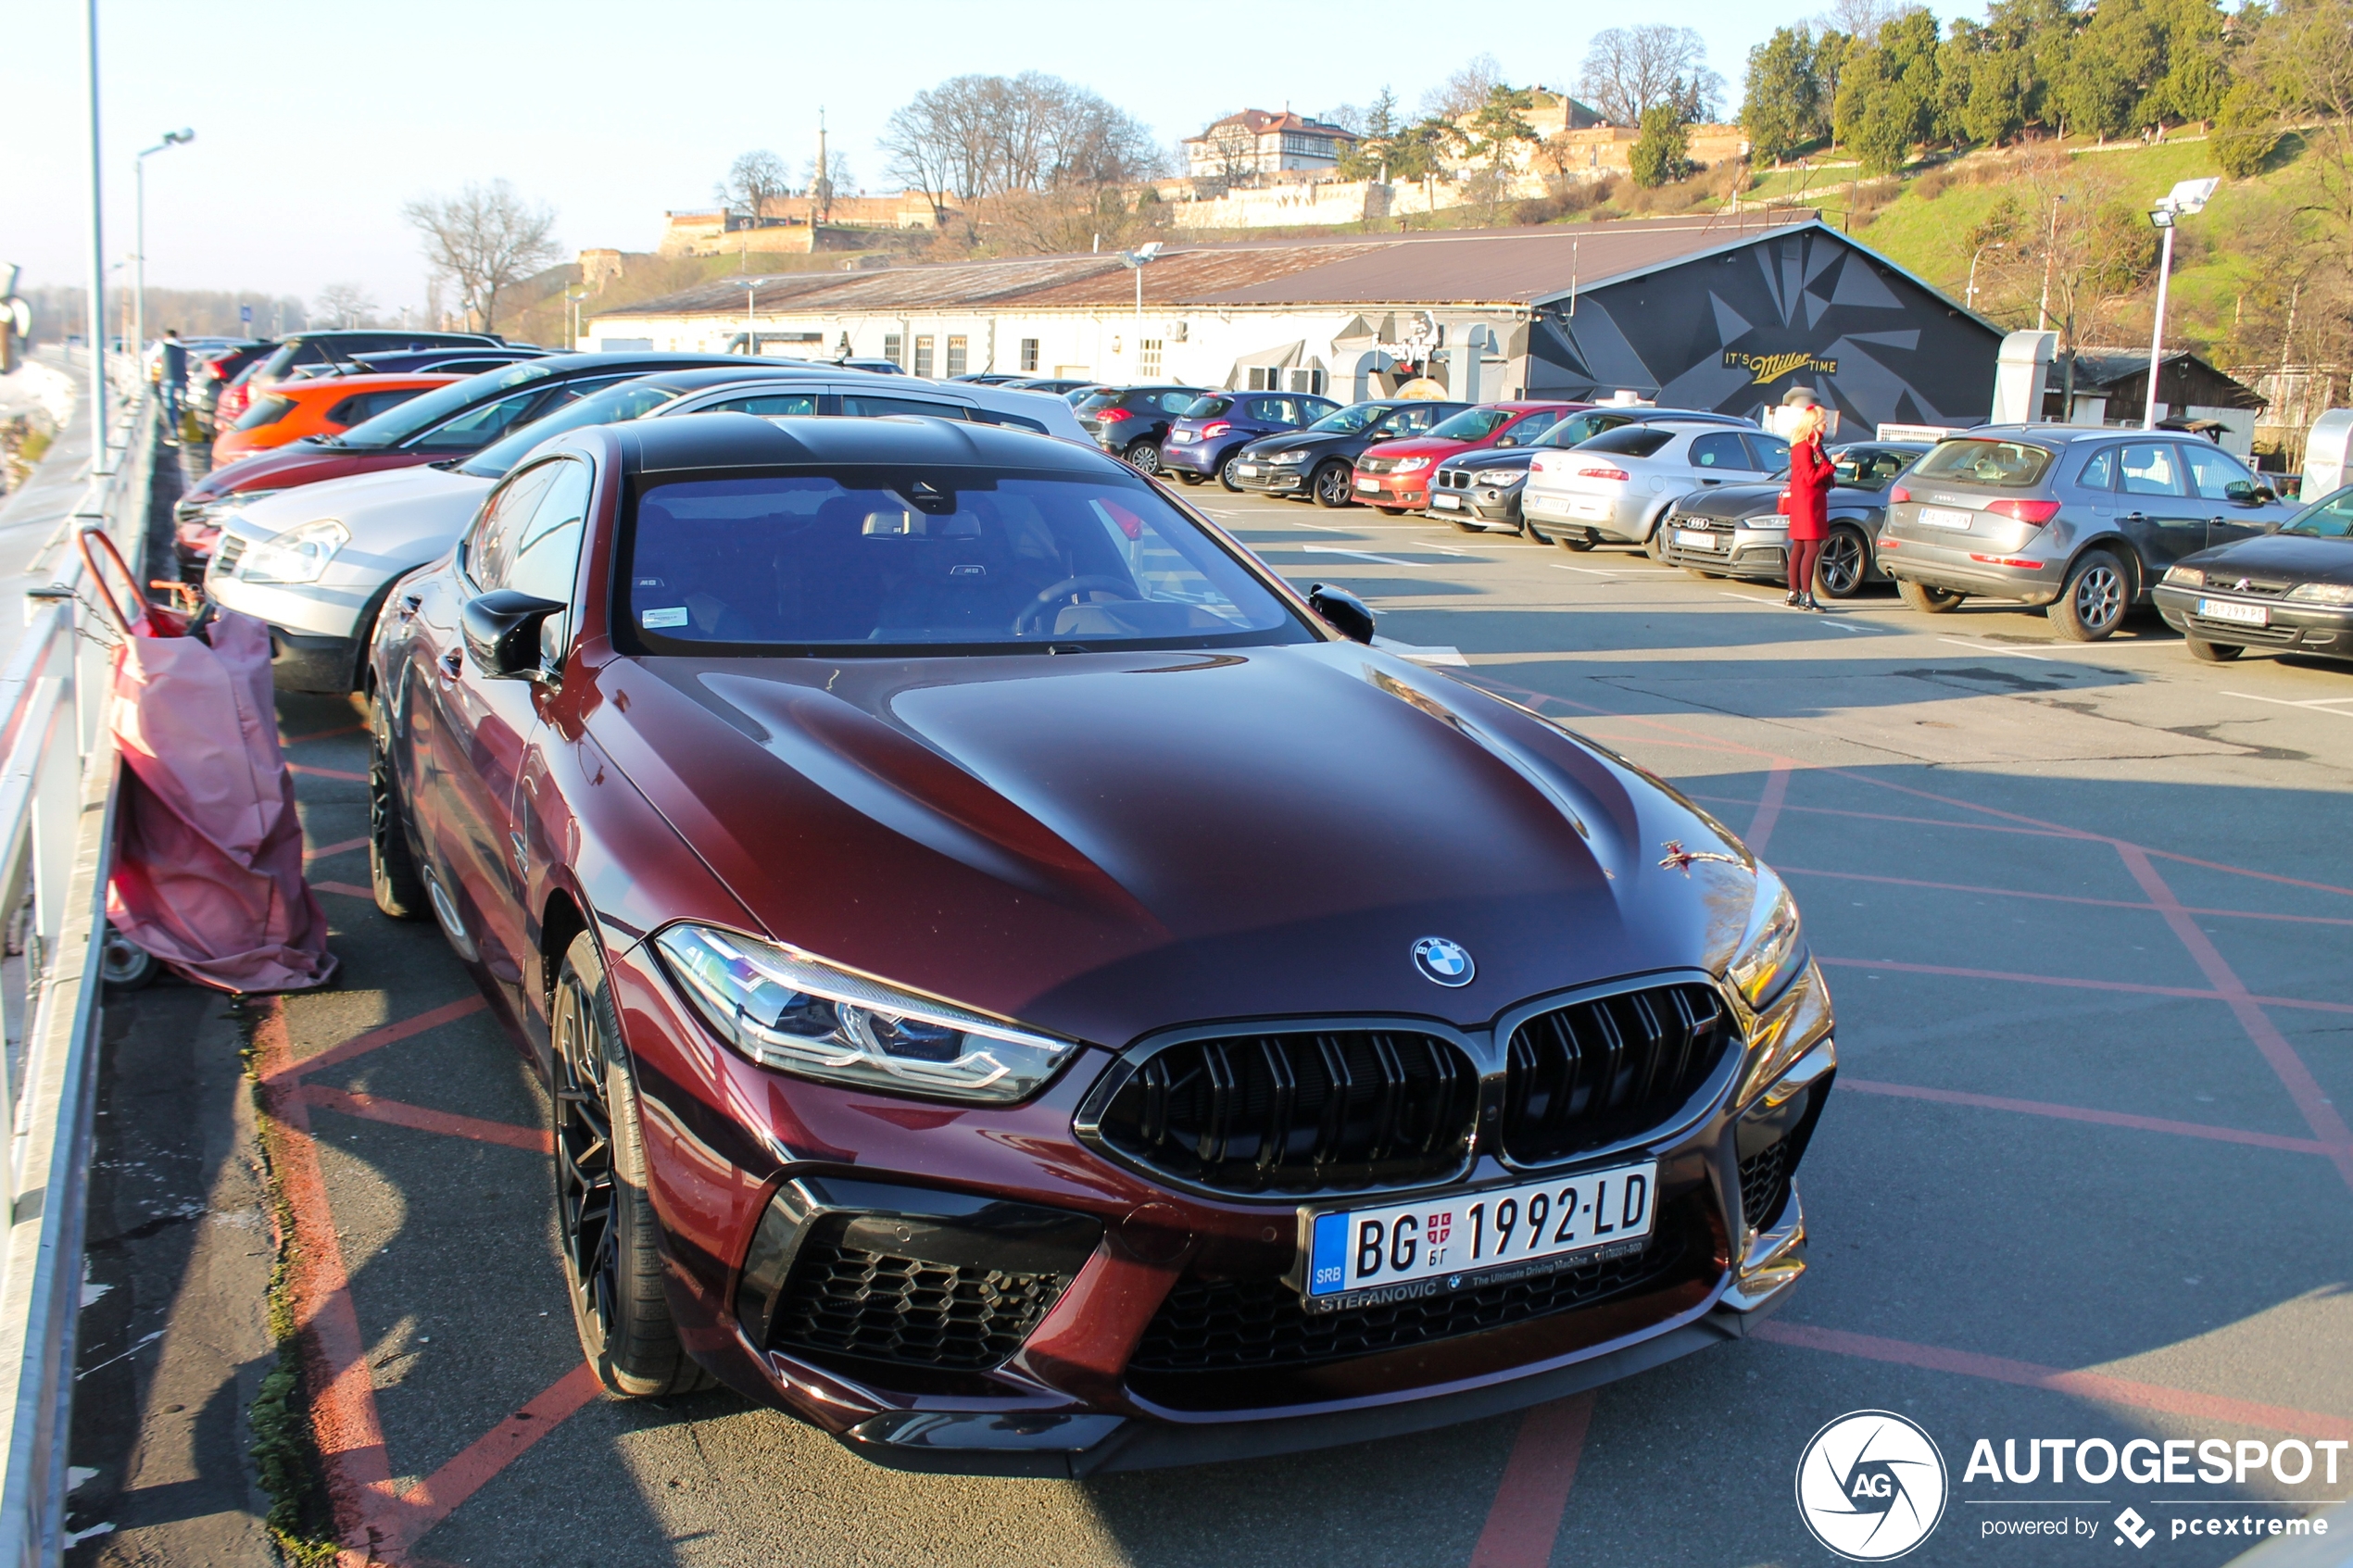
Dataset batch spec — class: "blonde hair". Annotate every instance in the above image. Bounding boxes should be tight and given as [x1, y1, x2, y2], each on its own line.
[1792, 405, 1827, 444]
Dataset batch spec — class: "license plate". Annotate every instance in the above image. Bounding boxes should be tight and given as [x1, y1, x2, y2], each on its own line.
[1236, 464, 1258, 477]
[1302, 1160, 1657, 1310]
[1170, 431, 1196, 444]
[1432, 493, 1461, 509]
[1917, 506, 1974, 530]
[2197, 597, 2269, 626]
[1676, 527, 1720, 549]
[1355, 476, 1381, 492]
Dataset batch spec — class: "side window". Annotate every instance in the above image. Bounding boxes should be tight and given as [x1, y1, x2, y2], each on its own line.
[2077, 447, 2117, 490]
[1385, 407, 1438, 435]
[1510, 410, 1561, 441]
[700, 391, 820, 417]
[460, 462, 560, 589]
[503, 460, 592, 605]
[2119, 443, 2185, 496]
[1744, 434, 1792, 470]
[840, 394, 970, 420]
[1252, 396, 1297, 423]
[409, 387, 564, 453]
[1690, 433, 1751, 470]
[2183, 444, 2258, 499]
[1158, 391, 1196, 413]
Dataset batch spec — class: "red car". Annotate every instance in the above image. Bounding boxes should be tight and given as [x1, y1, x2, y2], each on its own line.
[366, 412, 1833, 1473]
[1352, 402, 1587, 514]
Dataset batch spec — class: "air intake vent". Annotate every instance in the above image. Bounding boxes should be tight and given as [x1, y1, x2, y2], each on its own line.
[1089, 1030, 1478, 1196]
[766, 1236, 1069, 1372]
[1501, 984, 1731, 1165]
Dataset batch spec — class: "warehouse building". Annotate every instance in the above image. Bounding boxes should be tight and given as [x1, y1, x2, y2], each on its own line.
[584, 215, 2006, 430]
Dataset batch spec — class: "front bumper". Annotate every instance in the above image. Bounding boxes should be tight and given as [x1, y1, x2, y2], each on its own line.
[2153, 585, 2353, 654]
[205, 534, 393, 694]
[611, 933, 1837, 1475]
[1354, 470, 1429, 508]
[1428, 480, 1523, 527]
[1659, 515, 1791, 580]
[1232, 459, 1310, 494]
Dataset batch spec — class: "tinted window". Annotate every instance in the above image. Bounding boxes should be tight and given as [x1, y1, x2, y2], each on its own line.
[1076, 393, 1118, 414]
[1429, 408, 1516, 441]
[1510, 410, 1562, 441]
[2183, 444, 2259, 499]
[1307, 403, 1386, 433]
[338, 361, 560, 449]
[2283, 485, 2353, 537]
[1541, 411, 1633, 447]
[233, 395, 295, 432]
[1833, 446, 1913, 489]
[409, 387, 575, 455]
[1379, 405, 1446, 436]
[326, 389, 426, 426]
[2118, 443, 2185, 496]
[1157, 391, 1198, 413]
[700, 391, 822, 417]
[1247, 397, 1296, 422]
[462, 463, 560, 588]
[621, 468, 1309, 653]
[1743, 434, 1793, 470]
[1184, 396, 1234, 418]
[1578, 425, 1674, 458]
[2077, 447, 2117, 489]
[1690, 433, 1750, 470]
[459, 381, 693, 479]
[841, 394, 972, 420]
[502, 461, 592, 605]
[1914, 439, 2057, 488]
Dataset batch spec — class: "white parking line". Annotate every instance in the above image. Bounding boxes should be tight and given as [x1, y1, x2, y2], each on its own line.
[1937, 637, 2053, 661]
[1550, 565, 1619, 578]
[2221, 689, 2353, 719]
[1718, 591, 1776, 603]
[1301, 545, 1418, 567]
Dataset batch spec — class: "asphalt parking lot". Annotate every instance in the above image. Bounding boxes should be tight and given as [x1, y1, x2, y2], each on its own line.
[74, 483, 2353, 1567]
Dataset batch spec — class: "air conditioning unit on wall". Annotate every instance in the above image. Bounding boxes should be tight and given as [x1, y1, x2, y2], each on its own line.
[1170, 322, 1189, 342]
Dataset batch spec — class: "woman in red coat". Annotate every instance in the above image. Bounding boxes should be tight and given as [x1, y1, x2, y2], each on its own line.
[1781, 389, 1836, 611]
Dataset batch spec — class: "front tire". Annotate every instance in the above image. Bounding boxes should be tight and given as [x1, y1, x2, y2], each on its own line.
[1561, 531, 1596, 552]
[1174, 470, 1202, 486]
[1123, 440, 1162, 476]
[1817, 525, 1870, 598]
[1896, 579, 1966, 614]
[368, 701, 428, 922]
[553, 931, 712, 1399]
[1312, 460, 1353, 508]
[2049, 548, 2128, 641]
[2187, 633, 2245, 662]
[1218, 455, 1246, 493]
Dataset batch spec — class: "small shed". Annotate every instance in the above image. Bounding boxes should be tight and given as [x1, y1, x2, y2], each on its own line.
[2041, 346, 2266, 455]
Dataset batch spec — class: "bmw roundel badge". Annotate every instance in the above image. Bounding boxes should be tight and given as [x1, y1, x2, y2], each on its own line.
[1411, 936, 1476, 987]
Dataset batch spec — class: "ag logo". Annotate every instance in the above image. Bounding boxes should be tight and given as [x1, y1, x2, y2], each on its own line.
[1794, 1410, 1949, 1561]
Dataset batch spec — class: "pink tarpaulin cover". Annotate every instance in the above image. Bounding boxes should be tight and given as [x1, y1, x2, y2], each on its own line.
[106, 608, 336, 993]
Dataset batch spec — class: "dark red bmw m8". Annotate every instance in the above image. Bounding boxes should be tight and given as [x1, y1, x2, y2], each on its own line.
[366, 412, 1835, 1474]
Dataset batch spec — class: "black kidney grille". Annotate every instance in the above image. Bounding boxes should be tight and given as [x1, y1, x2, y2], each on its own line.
[765, 1236, 1069, 1372]
[1095, 1031, 1478, 1195]
[1502, 984, 1732, 1164]
[1128, 1217, 1688, 1376]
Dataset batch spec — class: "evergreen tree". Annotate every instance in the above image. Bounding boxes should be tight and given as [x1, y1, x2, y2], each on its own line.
[1743, 28, 1825, 164]
[1629, 104, 1692, 186]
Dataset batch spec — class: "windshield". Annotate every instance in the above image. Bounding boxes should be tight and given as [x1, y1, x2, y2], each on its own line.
[1913, 438, 2056, 488]
[2284, 485, 2353, 538]
[330, 361, 560, 449]
[1307, 403, 1387, 434]
[621, 467, 1312, 655]
[1076, 393, 1119, 414]
[1428, 408, 1516, 441]
[459, 381, 689, 478]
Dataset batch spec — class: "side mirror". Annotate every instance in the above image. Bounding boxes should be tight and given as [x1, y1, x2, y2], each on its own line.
[1495, 435, 1517, 447]
[2224, 480, 2259, 504]
[461, 589, 568, 681]
[1306, 581, 1376, 644]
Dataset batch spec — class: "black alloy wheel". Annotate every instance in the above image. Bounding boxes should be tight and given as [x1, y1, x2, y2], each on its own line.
[1896, 579, 1966, 614]
[1218, 454, 1247, 493]
[2187, 633, 2245, 661]
[1312, 460, 1353, 508]
[552, 931, 711, 1398]
[368, 700, 427, 922]
[2049, 548, 2128, 641]
[1124, 439, 1163, 476]
[1816, 525, 1870, 599]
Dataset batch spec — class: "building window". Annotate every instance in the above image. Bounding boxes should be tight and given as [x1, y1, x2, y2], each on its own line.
[883, 332, 902, 366]
[913, 335, 934, 376]
[946, 335, 968, 377]
[1288, 368, 1327, 395]
[1020, 337, 1039, 372]
[1139, 339, 1164, 379]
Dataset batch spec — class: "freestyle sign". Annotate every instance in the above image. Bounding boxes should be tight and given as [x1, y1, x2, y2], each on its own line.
[1961, 1436, 2349, 1486]
[1724, 349, 1840, 384]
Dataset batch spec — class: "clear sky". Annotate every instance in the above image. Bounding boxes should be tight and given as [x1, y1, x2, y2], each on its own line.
[4, 0, 1936, 316]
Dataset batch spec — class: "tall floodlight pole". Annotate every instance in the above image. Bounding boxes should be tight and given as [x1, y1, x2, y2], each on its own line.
[2142, 178, 2219, 431]
[84, 0, 108, 470]
[1116, 241, 1162, 372]
[134, 129, 195, 376]
[744, 282, 757, 355]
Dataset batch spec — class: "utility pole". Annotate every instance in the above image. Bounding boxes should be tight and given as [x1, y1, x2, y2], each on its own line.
[83, 0, 108, 470]
[744, 281, 757, 356]
[134, 129, 195, 371]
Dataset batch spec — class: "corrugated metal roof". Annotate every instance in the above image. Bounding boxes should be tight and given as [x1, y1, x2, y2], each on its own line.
[598, 215, 1825, 320]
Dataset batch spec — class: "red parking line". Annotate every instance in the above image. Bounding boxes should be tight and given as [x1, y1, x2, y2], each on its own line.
[1840, 1077, 2336, 1157]
[373, 1363, 603, 1557]
[263, 997, 489, 1085]
[1469, 1393, 1595, 1568]
[1782, 866, 2353, 929]
[1744, 763, 1790, 857]
[284, 723, 364, 744]
[1755, 1322, 2353, 1441]
[1818, 956, 2353, 1016]
[305, 837, 369, 861]
[297, 1085, 551, 1153]
[314, 881, 373, 901]
[289, 763, 369, 783]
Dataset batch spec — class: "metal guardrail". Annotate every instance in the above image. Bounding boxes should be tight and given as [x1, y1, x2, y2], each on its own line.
[0, 378, 152, 1568]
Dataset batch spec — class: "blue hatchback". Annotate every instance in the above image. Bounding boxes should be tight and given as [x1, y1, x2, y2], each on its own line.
[1162, 390, 1340, 491]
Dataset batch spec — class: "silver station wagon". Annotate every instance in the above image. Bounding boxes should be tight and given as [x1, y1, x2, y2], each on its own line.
[1876, 425, 2297, 640]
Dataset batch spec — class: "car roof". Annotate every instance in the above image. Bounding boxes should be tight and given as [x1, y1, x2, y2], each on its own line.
[1957, 424, 2110, 444]
[615, 410, 1115, 475]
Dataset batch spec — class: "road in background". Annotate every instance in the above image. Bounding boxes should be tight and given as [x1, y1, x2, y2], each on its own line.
[69, 484, 2353, 1567]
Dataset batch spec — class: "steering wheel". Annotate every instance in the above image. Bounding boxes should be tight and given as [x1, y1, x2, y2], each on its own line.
[1013, 575, 1139, 636]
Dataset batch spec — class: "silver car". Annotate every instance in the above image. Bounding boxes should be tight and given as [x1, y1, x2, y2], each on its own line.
[1876, 425, 2298, 640]
[1521, 420, 1789, 553]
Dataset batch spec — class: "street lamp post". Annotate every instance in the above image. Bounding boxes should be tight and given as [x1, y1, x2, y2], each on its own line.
[743, 282, 757, 356]
[83, 0, 107, 469]
[1966, 241, 2006, 312]
[1114, 241, 1162, 373]
[565, 288, 590, 351]
[134, 128, 195, 380]
[2142, 178, 2219, 431]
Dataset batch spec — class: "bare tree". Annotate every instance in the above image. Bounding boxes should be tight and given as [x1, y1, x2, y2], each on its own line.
[1423, 55, 1505, 120]
[801, 152, 855, 202]
[881, 72, 1165, 235]
[1815, 0, 1922, 44]
[312, 282, 378, 329]
[718, 150, 792, 222]
[400, 181, 560, 334]
[1579, 27, 1723, 126]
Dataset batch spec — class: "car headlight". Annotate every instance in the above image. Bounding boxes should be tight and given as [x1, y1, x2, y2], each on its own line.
[1472, 469, 1525, 486]
[1392, 457, 1431, 472]
[2164, 565, 2205, 588]
[237, 519, 349, 583]
[653, 923, 1080, 1104]
[205, 490, 273, 519]
[1270, 451, 1306, 465]
[2285, 581, 2353, 605]
[1726, 866, 1806, 1012]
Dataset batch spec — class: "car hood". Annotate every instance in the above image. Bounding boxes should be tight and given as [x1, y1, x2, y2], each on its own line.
[2183, 530, 2353, 583]
[185, 443, 429, 503]
[1364, 436, 1473, 461]
[1241, 429, 1354, 457]
[218, 461, 493, 550]
[1671, 482, 1887, 521]
[586, 644, 1762, 1049]
[1440, 448, 1538, 474]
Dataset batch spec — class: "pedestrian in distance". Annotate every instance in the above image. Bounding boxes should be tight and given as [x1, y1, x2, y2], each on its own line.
[1780, 386, 1835, 612]
[159, 328, 187, 441]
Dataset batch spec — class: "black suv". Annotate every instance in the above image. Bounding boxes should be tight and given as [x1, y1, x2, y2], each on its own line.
[1076, 384, 1210, 473]
[1232, 399, 1471, 508]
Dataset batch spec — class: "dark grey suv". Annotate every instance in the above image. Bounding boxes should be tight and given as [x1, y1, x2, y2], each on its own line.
[1876, 426, 2297, 640]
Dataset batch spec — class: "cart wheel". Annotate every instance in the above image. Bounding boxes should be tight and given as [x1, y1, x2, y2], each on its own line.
[100, 924, 159, 991]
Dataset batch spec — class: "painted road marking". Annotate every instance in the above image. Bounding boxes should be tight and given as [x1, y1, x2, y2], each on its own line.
[1370, 635, 1467, 667]
[1550, 564, 1619, 579]
[1938, 636, 2054, 661]
[1301, 545, 1418, 567]
[2223, 689, 2353, 719]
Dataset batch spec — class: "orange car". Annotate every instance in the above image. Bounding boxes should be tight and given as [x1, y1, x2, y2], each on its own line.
[212, 372, 459, 461]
